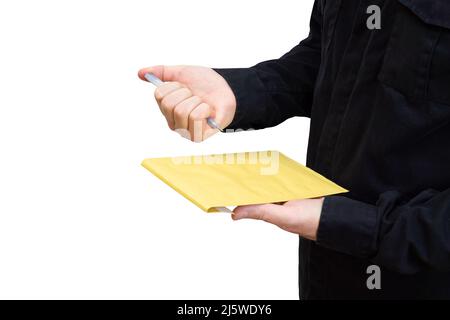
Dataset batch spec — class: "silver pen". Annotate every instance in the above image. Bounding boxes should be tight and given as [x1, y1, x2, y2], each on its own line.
[144, 73, 223, 132]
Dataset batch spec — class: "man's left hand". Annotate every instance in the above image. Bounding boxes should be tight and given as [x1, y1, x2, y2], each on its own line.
[232, 198, 324, 241]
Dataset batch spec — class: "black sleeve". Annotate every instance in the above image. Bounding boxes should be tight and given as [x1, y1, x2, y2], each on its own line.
[317, 189, 450, 274]
[214, 0, 323, 130]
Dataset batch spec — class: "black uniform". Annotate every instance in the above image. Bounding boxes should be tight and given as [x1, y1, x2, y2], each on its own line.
[215, 0, 450, 299]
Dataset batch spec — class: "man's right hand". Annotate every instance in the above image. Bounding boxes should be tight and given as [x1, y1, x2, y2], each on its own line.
[138, 65, 237, 142]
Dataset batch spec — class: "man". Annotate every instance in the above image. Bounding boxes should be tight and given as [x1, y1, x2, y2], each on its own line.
[138, 0, 450, 299]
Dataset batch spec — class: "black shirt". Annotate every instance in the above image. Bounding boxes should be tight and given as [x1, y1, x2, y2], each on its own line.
[215, 0, 450, 299]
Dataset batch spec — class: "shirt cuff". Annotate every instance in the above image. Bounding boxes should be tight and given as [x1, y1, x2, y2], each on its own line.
[316, 196, 378, 258]
[213, 68, 266, 130]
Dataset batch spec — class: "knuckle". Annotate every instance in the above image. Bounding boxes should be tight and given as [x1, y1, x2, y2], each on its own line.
[189, 112, 201, 122]
[189, 105, 207, 120]
[201, 102, 211, 112]
[174, 107, 186, 120]
[188, 110, 197, 121]
[191, 95, 202, 106]
[160, 103, 173, 116]
[160, 96, 173, 109]
[259, 205, 272, 221]
[258, 210, 267, 221]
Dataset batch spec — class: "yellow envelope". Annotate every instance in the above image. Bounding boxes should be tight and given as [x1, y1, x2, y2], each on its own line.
[142, 150, 348, 212]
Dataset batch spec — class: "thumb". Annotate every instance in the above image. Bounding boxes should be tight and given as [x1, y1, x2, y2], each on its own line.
[138, 65, 183, 82]
[232, 203, 284, 223]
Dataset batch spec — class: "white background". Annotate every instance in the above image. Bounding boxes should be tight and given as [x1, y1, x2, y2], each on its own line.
[0, 0, 313, 299]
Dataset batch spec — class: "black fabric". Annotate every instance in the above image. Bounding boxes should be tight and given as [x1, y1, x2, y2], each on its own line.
[214, 0, 450, 299]
[399, 0, 450, 29]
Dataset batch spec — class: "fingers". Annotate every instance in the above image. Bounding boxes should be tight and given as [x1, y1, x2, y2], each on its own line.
[173, 95, 202, 130]
[160, 88, 192, 127]
[231, 200, 323, 238]
[153, 82, 212, 140]
[138, 65, 220, 141]
[155, 84, 191, 130]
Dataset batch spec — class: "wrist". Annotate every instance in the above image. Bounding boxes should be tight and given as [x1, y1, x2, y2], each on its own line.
[301, 197, 324, 241]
